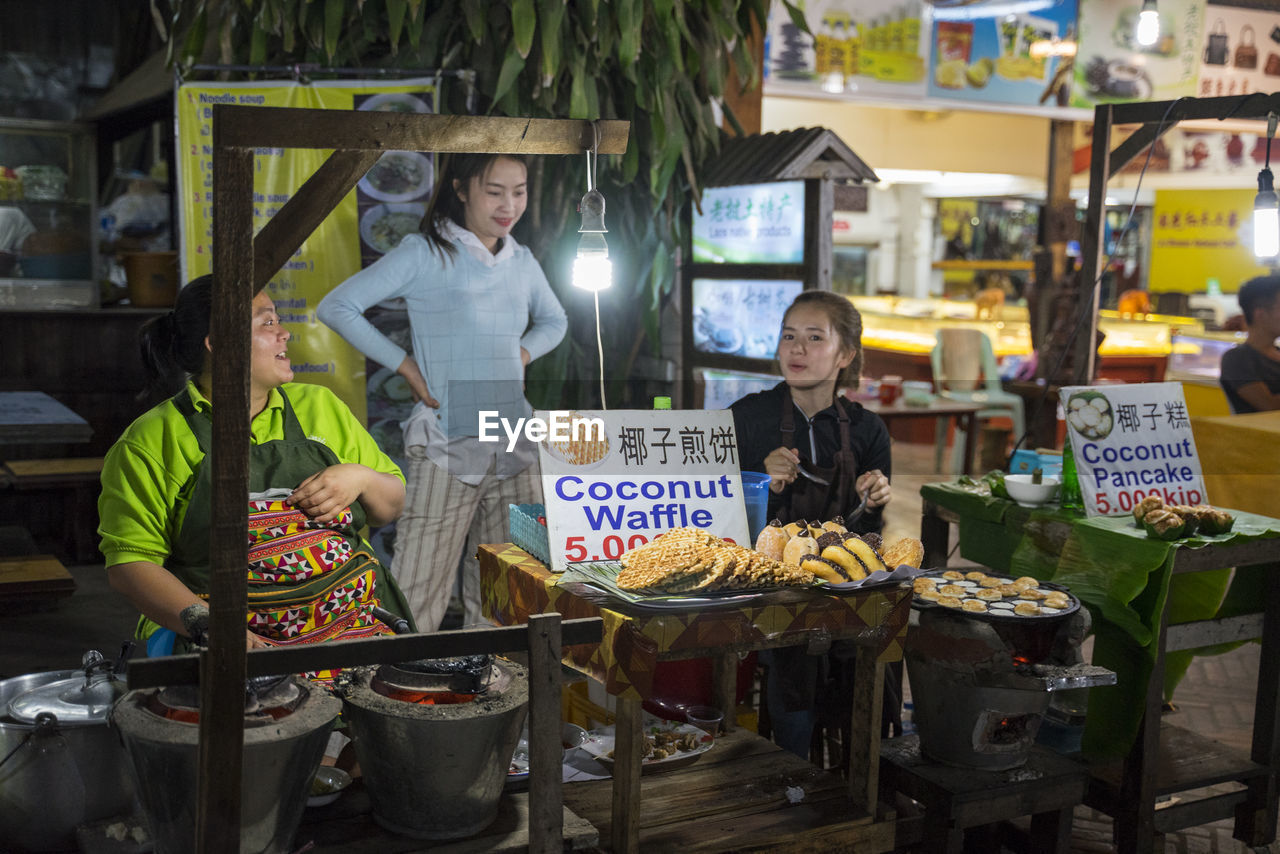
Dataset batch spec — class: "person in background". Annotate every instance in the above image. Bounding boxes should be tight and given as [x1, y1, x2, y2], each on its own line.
[729, 290, 897, 760]
[318, 153, 567, 632]
[98, 276, 413, 670]
[1220, 274, 1280, 413]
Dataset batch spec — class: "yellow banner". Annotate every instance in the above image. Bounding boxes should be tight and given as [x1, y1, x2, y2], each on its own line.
[1149, 189, 1269, 293]
[176, 79, 438, 421]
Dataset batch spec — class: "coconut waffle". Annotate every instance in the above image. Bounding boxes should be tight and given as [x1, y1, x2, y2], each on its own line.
[615, 527, 814, 593]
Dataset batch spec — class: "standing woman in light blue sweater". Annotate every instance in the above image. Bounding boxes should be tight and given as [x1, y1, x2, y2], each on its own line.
[317, 153, 567, 631]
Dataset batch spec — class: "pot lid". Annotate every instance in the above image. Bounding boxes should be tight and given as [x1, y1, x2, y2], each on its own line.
[7, 674, 127, 726]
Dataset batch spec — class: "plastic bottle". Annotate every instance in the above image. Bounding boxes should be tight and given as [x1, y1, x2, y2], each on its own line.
[1061, 438, 1083, 511]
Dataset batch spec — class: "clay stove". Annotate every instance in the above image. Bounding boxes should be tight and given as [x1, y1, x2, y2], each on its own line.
[906, 587, 1115, 771]
[111, 676, 340, 854]
[338, 654, 528, 840]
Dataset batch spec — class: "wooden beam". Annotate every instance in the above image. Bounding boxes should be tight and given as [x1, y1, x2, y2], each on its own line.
[199, 141, 255, 854]
[215, 106, 629, 155]
[722, 17, 764, 135]
[252, 149, 384, 291]
[127, 617, 606, 689]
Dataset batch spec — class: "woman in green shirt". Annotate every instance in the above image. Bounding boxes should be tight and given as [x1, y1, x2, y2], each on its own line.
[98, 276, 413, 666]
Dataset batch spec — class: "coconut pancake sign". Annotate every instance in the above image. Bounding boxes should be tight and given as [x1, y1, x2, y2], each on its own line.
[531, 409, 750, 573]
[1059, 382, 1206, 518]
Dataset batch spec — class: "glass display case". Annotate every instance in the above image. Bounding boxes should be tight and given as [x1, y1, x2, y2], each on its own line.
[0, 118, 98, 309]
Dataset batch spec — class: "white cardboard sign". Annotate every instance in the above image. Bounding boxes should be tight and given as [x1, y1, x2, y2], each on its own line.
[535, 409, 750, 572]
[1060, 382, 1206, 517]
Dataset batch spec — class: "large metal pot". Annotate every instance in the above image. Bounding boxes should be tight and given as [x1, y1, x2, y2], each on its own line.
[0, 668, 137, 852]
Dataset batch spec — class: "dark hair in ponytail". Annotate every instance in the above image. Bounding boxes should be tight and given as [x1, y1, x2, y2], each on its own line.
[138, 275, 213, 399]
[420, 152, 528, 260]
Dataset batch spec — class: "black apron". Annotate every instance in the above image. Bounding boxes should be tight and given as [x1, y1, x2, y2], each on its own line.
[775, 386, 857, 522]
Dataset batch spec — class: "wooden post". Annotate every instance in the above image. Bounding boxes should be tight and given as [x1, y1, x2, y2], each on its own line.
[722, 18, 764, 135]
[527, 613, 564, 854]
[848, 644, 885, 816]
[197, 129, 254, 853]
[1074, 105, 1113, 385]
[611, 695, 644, 854]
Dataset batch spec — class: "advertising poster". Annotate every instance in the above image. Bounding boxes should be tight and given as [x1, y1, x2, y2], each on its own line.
[691, 279, 804, 360]
[1196, 4, 1280, 99]
[536, 410, 750, 572]
[1073, 0, 1205, 105]
[175, 78, 437, 423]
[691, 181, 806, 264]
[1059, 382, 1206, 518]
[1148, 189, 1271, 293]
[765, 0, 932, 98]
[927, 0, 1079, 107]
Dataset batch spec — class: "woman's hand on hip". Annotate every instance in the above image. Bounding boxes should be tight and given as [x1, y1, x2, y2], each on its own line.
[855, 469, 891, 509]
[289, 464, 370, 524]
[397, 356, 439, 408]
[763, 447, 802, 494]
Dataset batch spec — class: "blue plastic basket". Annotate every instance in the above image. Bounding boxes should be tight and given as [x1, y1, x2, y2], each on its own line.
[508, 502, 550, 565]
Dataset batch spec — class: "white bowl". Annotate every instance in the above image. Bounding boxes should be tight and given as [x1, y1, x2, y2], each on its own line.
[306, 766, 351, 807]
[1005, 474, 1060, 507]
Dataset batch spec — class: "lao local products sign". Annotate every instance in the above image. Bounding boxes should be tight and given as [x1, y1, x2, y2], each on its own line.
[532, 409, 750, 573]
[1060, 382, 1206, 518]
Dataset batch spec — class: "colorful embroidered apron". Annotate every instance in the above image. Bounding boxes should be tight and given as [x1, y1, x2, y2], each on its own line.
[161, 387, 412, 679]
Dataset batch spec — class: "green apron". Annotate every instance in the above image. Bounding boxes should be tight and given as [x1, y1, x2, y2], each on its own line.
[142, 386, 414, 659]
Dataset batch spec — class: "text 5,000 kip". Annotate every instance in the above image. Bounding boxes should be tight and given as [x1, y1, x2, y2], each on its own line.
[564, 531, 737, 563]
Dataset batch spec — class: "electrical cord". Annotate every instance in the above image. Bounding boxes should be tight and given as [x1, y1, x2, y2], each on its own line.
[1004, 96, 1185, 469]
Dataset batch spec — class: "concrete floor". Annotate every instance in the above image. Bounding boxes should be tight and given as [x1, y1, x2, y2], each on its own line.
[1, 440, 1275, 852]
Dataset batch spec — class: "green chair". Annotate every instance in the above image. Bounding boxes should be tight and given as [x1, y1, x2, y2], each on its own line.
[930, 328, 1025, 475]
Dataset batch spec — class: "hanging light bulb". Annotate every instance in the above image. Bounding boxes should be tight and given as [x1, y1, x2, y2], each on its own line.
[1255, 113, 1280, 260]
[572, 189, 611, 292]
[1135, 0, 1159, 48]
[572, 128, 611, 293]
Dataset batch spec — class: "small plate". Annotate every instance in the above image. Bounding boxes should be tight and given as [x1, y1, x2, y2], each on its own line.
[580, 721, 713, 774]
[307, 766, 351, 807]
[508, 738, 531, 781]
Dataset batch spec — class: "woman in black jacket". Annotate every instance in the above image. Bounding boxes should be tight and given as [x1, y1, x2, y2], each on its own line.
[730, 290, 898, 759]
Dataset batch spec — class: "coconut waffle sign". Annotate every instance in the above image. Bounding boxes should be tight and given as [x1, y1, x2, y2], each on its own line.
[533, 409, 750, 573]
[1059, 382, 1206, 518]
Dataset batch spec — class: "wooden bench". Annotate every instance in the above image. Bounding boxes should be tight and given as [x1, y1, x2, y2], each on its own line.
[0, 457, 104, 564]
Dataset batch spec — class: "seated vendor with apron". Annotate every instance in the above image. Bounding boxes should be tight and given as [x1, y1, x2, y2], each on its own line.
[730, 290, 897, 760]
[98, 275, 415, 678]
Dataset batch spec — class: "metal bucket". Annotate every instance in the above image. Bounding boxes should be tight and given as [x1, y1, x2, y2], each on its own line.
[0, 670, 137, 852]
[341, 659, 528, 839]
[111, 679, 340, 854]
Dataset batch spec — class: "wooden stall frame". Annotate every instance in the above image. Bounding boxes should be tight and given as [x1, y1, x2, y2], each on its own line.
[1075, 93, 1280, 383]
[200, 104, 626, 853]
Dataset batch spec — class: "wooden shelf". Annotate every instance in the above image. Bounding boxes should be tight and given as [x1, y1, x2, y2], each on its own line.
[1086, 722, 1267, 800]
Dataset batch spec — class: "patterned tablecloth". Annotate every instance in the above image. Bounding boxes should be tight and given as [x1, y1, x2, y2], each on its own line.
[479, 543, 911, 701]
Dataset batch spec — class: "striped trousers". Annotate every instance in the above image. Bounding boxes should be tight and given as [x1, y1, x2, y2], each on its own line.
[393, 446, 541, 631]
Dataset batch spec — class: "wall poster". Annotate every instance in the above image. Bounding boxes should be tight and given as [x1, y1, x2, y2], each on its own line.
[176, 77, 438, 424]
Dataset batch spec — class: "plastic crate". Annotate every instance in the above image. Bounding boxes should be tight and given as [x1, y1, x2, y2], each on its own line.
[1009, 449, 1063, 478]
[508, 502, 550, 565]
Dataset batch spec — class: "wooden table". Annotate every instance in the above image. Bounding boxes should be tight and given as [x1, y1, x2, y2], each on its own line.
[0, 391, 91, 445]
[859, 397, 981, 475]
[479, 544, 911, 854]
[1191, 410, 1280, 518]
[918, 495, 1280, 853]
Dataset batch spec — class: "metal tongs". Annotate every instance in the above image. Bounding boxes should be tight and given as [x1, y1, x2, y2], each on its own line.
[846, 488, 872, 525]
[795, 459, 831, 487]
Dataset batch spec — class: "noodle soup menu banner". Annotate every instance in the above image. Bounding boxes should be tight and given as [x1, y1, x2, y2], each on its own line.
[176, 78, 438, 421]
[535, 410, 751, 572]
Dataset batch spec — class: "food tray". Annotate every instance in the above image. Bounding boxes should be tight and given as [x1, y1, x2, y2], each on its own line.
[905, 569, 1080, 622]
[580, 721, 713, 775]
[509, 502, 550, 565]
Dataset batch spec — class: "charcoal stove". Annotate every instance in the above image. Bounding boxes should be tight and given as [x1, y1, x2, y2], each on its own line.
[110, 676, 340, 854]
[906, 577, 1115, 771]
[337, 654, 528, 840]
